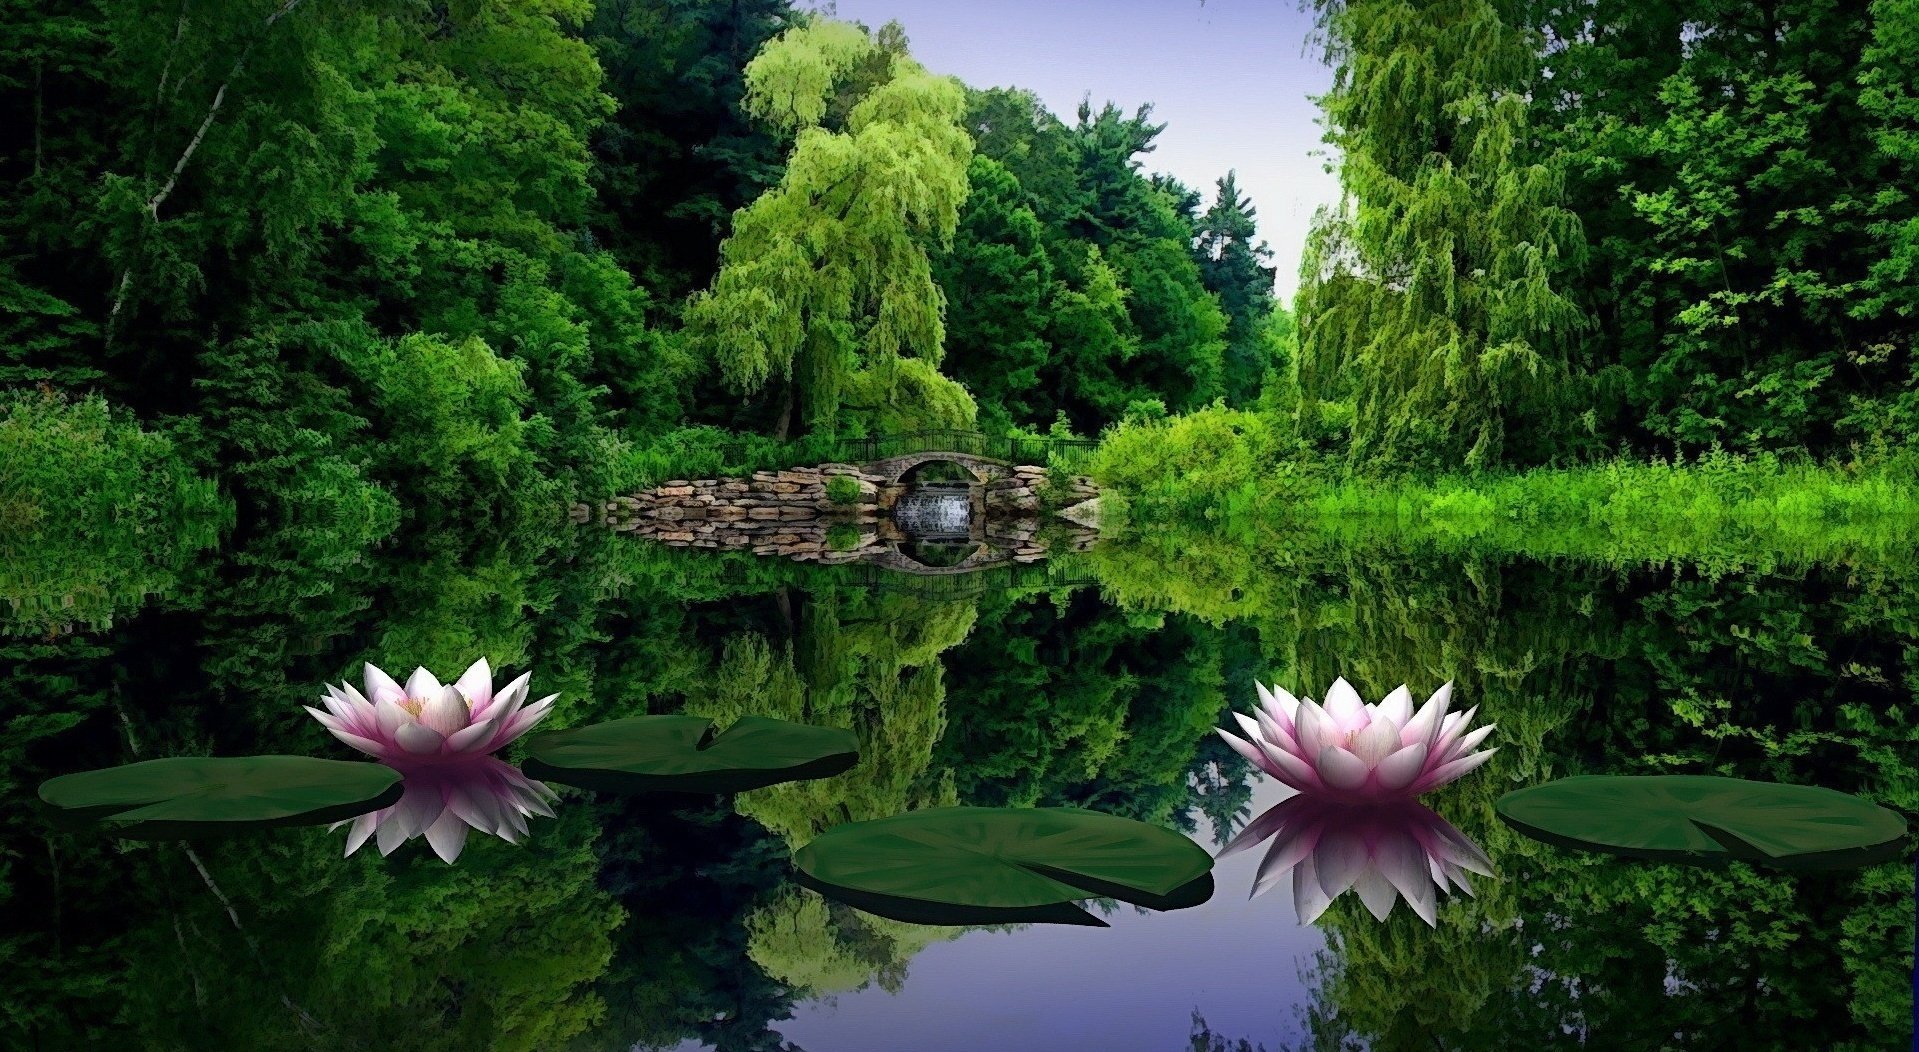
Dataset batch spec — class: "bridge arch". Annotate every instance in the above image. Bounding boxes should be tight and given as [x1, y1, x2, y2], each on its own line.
[863, 451, 1011, 485]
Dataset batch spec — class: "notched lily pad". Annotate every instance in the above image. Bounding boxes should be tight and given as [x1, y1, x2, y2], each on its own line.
[793, 806, 1216, 926]
[1496, 775, 1909, 871]
[521, 714, 859, 795]
[39, 755, 403, 839]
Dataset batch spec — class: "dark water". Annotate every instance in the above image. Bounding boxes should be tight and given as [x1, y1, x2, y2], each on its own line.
[3, 525, 1914, 1050]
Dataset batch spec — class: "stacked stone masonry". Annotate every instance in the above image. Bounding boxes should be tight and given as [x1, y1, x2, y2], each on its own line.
[570, 462, 1100, 569]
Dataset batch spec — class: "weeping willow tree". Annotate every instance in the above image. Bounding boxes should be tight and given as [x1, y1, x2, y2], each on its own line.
[684, 592, 972, 848]
[1296, 0, 1588, 471]
[685, 19, 976, 437]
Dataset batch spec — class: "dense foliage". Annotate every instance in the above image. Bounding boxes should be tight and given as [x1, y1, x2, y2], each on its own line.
[4, 2, 1916, 1048]
[1294, 0, 1919, 471]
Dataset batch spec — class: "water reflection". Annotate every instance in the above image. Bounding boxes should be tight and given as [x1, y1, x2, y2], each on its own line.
[1220, 794, 1491, 926]
[891, 487, 973, 540]
[337, 754, 558, 863]
[7, 524, 1919, 1049]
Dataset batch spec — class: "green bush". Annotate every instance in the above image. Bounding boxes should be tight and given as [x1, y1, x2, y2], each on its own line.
[0, 390, 227, 633]
[825, 474, 863, 505]
[825, 524, 863, 551]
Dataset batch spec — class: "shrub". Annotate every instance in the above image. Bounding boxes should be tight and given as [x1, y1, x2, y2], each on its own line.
[825, 523, 863, 551]
[0, 389, 227, 633]
[825, 474, 863, 505]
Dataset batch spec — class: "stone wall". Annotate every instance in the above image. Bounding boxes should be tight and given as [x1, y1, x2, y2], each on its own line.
[570, 460, 1101, 568]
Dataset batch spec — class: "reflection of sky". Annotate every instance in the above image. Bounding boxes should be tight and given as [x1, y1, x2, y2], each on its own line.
[810, 0, 1339, 305]
[763, 775, 1322, 1052]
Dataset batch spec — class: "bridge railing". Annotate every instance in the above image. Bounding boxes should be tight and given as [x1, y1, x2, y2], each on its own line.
[836, 430, 1100, 469]
[656, 430, 1101, 480]
[844, 562, 1097, 599]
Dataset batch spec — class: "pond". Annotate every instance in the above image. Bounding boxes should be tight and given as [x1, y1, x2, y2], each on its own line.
[2, 524, 1914, 1050]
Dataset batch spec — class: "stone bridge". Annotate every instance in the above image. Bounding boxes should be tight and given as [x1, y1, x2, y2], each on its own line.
[860, 451, 1013, 486]
[863, 542, 1014, 576]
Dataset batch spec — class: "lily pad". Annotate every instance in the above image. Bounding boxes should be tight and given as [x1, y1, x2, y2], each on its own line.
[521, 714, 858, 795]
[1496, 775, 1909, 871]
[39, 756, 403, 839]
[793, 806, 1215, 926]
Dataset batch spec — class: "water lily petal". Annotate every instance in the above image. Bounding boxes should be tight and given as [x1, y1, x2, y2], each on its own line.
[1316, 746, 1371, 791]
[422, 811, 470, 864]
[1257, 739, 1324, 791]
[364, 663, 406, 706]
[479, 671, 532, 722]
[1349, 718, 1401, 765]
[454, 658, 493, 711]
[1439, 723, 1496, 764]
[395, 721, 447, 755]
[324, 727, 392, 759]
[445, 718, 497, 754]
[491, 694, 557, 746]
[1323, 677, 1367, 729]
[373, 695, 412, 739]
[1216, 728, 1280, 779]
[1401, 682, 1452, 748]
[419, 685, 470, 738]
[1256, 681, 1300, 731]
[1218, 796, 1303, 859]
[1216, 728, 1275, 775]
[1373, 742, 1430, 791]
[375, 811, 411, 855]
[1414, 748, 1497, 793]
[342, 812, 381, 857]
[1293, 698, 1335, 758]
[404, 666, 443, 703]
[1251, 826, 1321, 886]
[1375, 684, 1414, 726]
[1375, 829, 1433, 906]
[1291, 857, 1333, 923]
[1254, 708, 1298, 753]
[1232, 711, 1263, 742]
[1435, 705, 1479, 751]
[1313, 828, 1367, 898]
[304, 705, 348, 733]
[1352, 868, 1400, 921]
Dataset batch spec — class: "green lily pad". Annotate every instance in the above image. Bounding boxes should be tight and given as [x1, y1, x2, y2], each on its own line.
[521, 714, 859, 796]
[39, 756, 403, 839]
[793, 806, 1216, 927]
[1496, 775, 1909, 871]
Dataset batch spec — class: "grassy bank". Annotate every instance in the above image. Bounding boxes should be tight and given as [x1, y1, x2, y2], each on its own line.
[1088, 408, 1919, 571]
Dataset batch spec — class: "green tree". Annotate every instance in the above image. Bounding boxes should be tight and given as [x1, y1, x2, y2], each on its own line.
[1194, 172, 1279, 406]
[1298, 0, 1589, 471]
[686, 19, 976, 437]
[934, 155, 1054, 432]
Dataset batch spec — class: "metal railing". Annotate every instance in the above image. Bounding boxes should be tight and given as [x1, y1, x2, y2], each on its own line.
[829, 430, 1099, 468]
[843, 562, 1097, 599]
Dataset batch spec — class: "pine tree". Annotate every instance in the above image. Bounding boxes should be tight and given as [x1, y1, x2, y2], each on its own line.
[1195, 172, 1279, 406]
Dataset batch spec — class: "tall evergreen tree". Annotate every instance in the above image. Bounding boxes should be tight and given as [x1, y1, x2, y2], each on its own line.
[1194, 172, 1280, 406]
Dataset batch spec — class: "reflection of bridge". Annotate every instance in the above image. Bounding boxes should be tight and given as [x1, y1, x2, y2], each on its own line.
[848, 562, 1096, 599]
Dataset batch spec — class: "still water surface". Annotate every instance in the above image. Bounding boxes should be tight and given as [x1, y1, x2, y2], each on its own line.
[2, 523, 1913, 1049]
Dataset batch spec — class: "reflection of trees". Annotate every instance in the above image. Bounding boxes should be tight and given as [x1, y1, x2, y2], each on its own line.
[1091, 529, 1918, 1049]
[938, 588, 1229, 827]
[746, 887, 956, 997]
[690, 591, 972, 847]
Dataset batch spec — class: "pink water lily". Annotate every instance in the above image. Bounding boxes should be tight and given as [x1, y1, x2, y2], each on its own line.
[306, 659, 557, 766]
[332, 755, 558, 864]
[1221, 795, 1494, 925]
[1216, 678, 1496, 801]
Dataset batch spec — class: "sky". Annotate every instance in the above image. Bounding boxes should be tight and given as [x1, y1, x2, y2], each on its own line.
[812, 0, 1341, 305]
